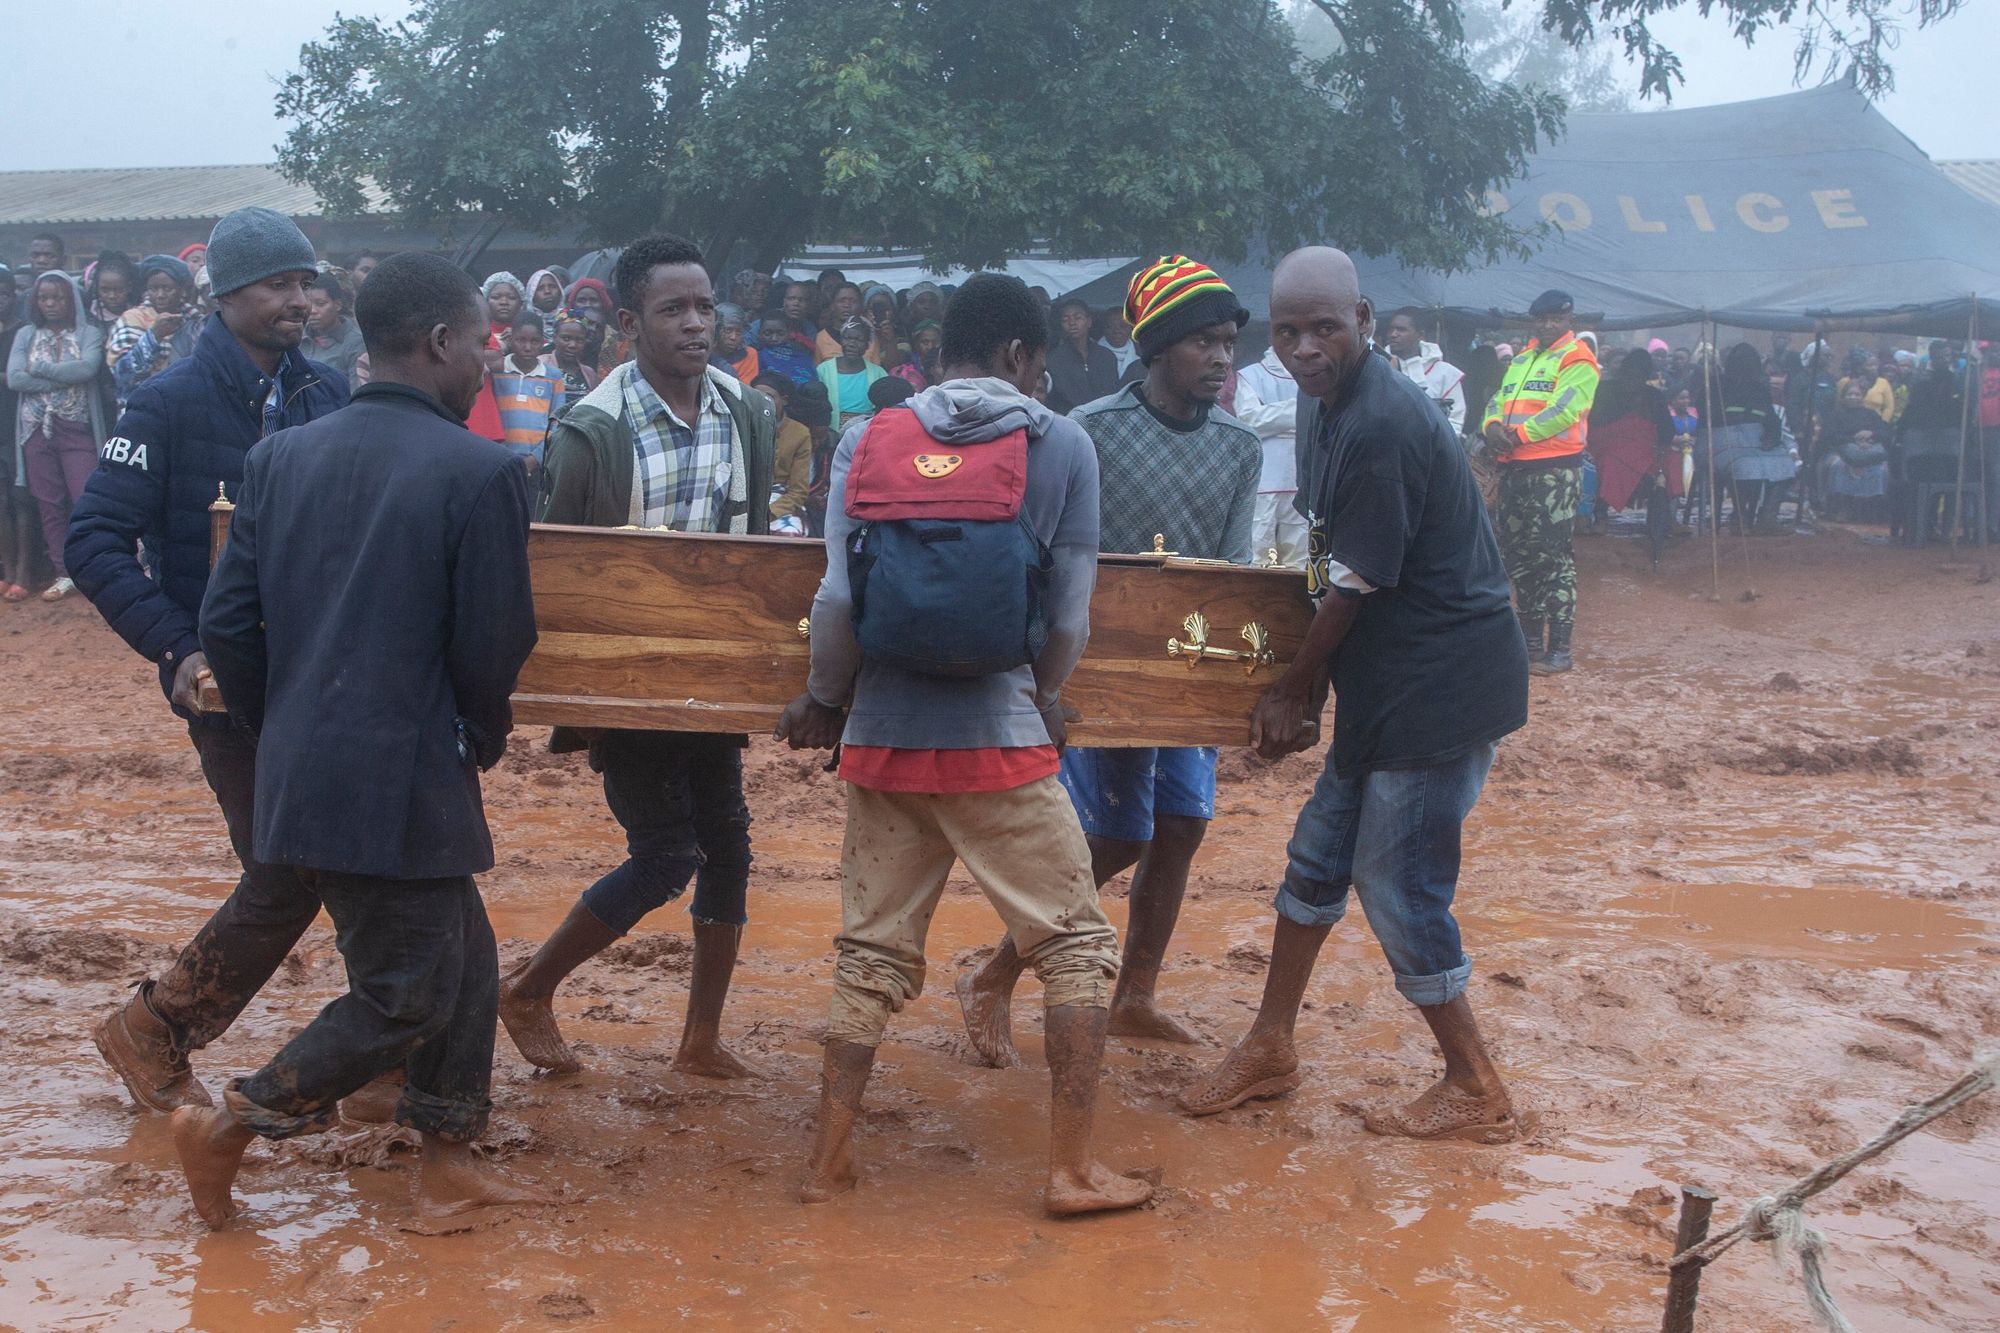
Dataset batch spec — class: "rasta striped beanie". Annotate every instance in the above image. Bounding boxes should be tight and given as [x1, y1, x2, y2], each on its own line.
[1125, 255, 1250, 365]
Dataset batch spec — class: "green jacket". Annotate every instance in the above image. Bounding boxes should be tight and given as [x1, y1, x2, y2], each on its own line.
[540, 361, 776, 532]
[537, 361, 777, 756]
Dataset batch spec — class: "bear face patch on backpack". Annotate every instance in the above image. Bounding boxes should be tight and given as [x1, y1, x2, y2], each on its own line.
[843, 408, 1051, 678]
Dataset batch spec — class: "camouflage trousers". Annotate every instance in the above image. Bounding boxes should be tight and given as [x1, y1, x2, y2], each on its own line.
[1497, 464, 1581, 624]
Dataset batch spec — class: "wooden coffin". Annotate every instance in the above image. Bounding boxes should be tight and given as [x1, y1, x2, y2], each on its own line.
[512, 525, 1315, 747]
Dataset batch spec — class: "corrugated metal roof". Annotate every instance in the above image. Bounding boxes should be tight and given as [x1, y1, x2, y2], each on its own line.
[0, 165, 386, 225]
[1937, 159, 2000, 211]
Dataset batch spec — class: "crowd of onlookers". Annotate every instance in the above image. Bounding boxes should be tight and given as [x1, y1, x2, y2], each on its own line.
[6, 225, 1996, 602]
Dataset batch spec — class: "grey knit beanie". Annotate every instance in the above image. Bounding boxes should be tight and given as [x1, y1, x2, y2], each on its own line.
[205, 207, 317, 296]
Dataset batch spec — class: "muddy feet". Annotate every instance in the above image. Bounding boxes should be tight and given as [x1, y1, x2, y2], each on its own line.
[954, 969, 1018, 1068]
[1106, 997, 1201, 1045]
[672, 1037, 766, 1081]
[797, 1137, 858, 1204]
[1360, 1078, 1520, 1144]
[1178, 1035, 1301, 1117]
[170, 1106, 254, 1229]
[1044, 1163, 1155, 1217]
[414, 1140, 557, 1220]
[498, 965, 581, 1074]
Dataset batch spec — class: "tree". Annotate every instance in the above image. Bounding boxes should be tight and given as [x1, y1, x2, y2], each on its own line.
[276, 0, 1959, 276]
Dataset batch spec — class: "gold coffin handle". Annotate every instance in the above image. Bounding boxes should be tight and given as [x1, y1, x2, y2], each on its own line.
[1166, 613, 1274, 676]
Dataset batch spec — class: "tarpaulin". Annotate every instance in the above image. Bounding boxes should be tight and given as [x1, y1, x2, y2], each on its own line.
[1077, 84, 2000, 336]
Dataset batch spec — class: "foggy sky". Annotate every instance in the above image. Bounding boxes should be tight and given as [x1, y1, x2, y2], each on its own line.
[3, 0, 1992, 175]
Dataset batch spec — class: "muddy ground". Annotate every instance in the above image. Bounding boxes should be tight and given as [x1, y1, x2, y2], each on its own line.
[0, 522, 1995, 1331]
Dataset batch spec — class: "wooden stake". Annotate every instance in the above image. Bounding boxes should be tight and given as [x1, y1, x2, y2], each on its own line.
[1661, 1184, 1718, 1333]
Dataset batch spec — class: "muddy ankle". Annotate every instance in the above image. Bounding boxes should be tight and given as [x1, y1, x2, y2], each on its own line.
[672, 1037, 766, 1080]
[798, 1141, 858, 1204]
[1044, 1163, 1155, 1217]
[171, 1106, 253, 1229]
[415, 1141, 555, 1217]
[497, 987, 578, 1072]
[954, 969, 1019, 1068]
[1106, 997, 1200, 1044]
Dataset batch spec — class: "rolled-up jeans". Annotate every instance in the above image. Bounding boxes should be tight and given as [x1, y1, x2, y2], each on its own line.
[229, 871, 498, 1142]
[1273, 742, 1497, 1007]
[579, 730, 752, 933]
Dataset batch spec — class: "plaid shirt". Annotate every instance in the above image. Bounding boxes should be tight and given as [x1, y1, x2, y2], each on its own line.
[619, 366, 746, 533]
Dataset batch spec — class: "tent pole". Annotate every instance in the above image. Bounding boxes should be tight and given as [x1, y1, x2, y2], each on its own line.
[1972, 298, 1990, 581]
[1702, 318, 1722, 600]
[1952, 300, 1978, 563]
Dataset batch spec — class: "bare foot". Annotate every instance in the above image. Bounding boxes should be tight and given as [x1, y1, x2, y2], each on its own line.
[498, 964, 581, 1073]
[1106, 997, 1201, 1045]
[1178, 1035, 1301, 1117]
[954, 969, 1018, 1068]
[1360, 1078, 1519, 1144]
[672, 1038, 766, 1081]
[1044, 1163, 1155, 1216]
[171, 1105, 254, 1228]
[414, 1140, 557, 1219]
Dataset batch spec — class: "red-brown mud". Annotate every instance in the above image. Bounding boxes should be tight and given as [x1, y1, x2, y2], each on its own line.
[0, 524, 1995, 1329]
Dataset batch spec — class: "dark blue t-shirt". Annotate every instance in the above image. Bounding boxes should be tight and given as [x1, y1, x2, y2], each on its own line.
[1300, 350, 1528, 774]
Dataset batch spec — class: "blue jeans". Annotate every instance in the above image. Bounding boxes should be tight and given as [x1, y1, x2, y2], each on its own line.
[1274, 743, 1496, 1007]
[1058, 746, 1218, 841]
[580, 730, 752, 933]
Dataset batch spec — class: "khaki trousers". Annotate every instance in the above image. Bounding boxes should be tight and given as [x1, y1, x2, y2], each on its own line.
[827, 776, 1118, 1046]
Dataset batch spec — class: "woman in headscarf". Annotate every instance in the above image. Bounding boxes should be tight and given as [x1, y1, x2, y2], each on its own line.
[1588, 349, 1678, 514]
[7, 272, 108, 600]
[481, 272, 526, 342]
[564, 277, 625, 374]
[107, 254, 197, 406]
[526, 269, 566, 344]
[860, 282, 904, 369]
[891, 319, 941, 391]
[1817, 380, 1891, 520]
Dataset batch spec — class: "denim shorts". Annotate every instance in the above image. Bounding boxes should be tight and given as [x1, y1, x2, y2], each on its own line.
[1273, 742, 1496, 1007]
[1058, 746, 1218, 842]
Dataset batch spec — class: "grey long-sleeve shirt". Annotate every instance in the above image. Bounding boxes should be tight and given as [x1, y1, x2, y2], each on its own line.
[807, 376, 1100, 749]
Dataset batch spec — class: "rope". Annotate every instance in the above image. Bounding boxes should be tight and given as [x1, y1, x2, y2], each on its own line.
[1669, 1048, 1999, 1331]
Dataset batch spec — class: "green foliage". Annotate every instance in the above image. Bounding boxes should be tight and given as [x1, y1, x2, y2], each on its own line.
[275, 0, 1955, 274]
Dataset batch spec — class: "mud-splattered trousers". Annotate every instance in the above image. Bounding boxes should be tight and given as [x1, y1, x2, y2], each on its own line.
[1496, 463, 1582, 625]
[827, 776, 1119, 1046]
[142, 724, 323, 1051]
[227, 871, 497, 1142]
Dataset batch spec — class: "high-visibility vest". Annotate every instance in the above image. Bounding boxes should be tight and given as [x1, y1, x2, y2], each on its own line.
[1484, 333, 1599, 464]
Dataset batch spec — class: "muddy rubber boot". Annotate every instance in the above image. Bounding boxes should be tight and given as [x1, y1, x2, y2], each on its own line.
[93, 987, 213, 1113]
[1518, 613, 1545, 665]
[1532, 620, 1573, 675]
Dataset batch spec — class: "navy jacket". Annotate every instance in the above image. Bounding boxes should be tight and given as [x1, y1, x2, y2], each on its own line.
[199, 383, 537, 880]
[65, 314, 348, 720]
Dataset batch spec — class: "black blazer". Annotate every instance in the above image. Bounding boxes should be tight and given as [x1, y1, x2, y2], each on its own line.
[200, 382, 538, 879]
